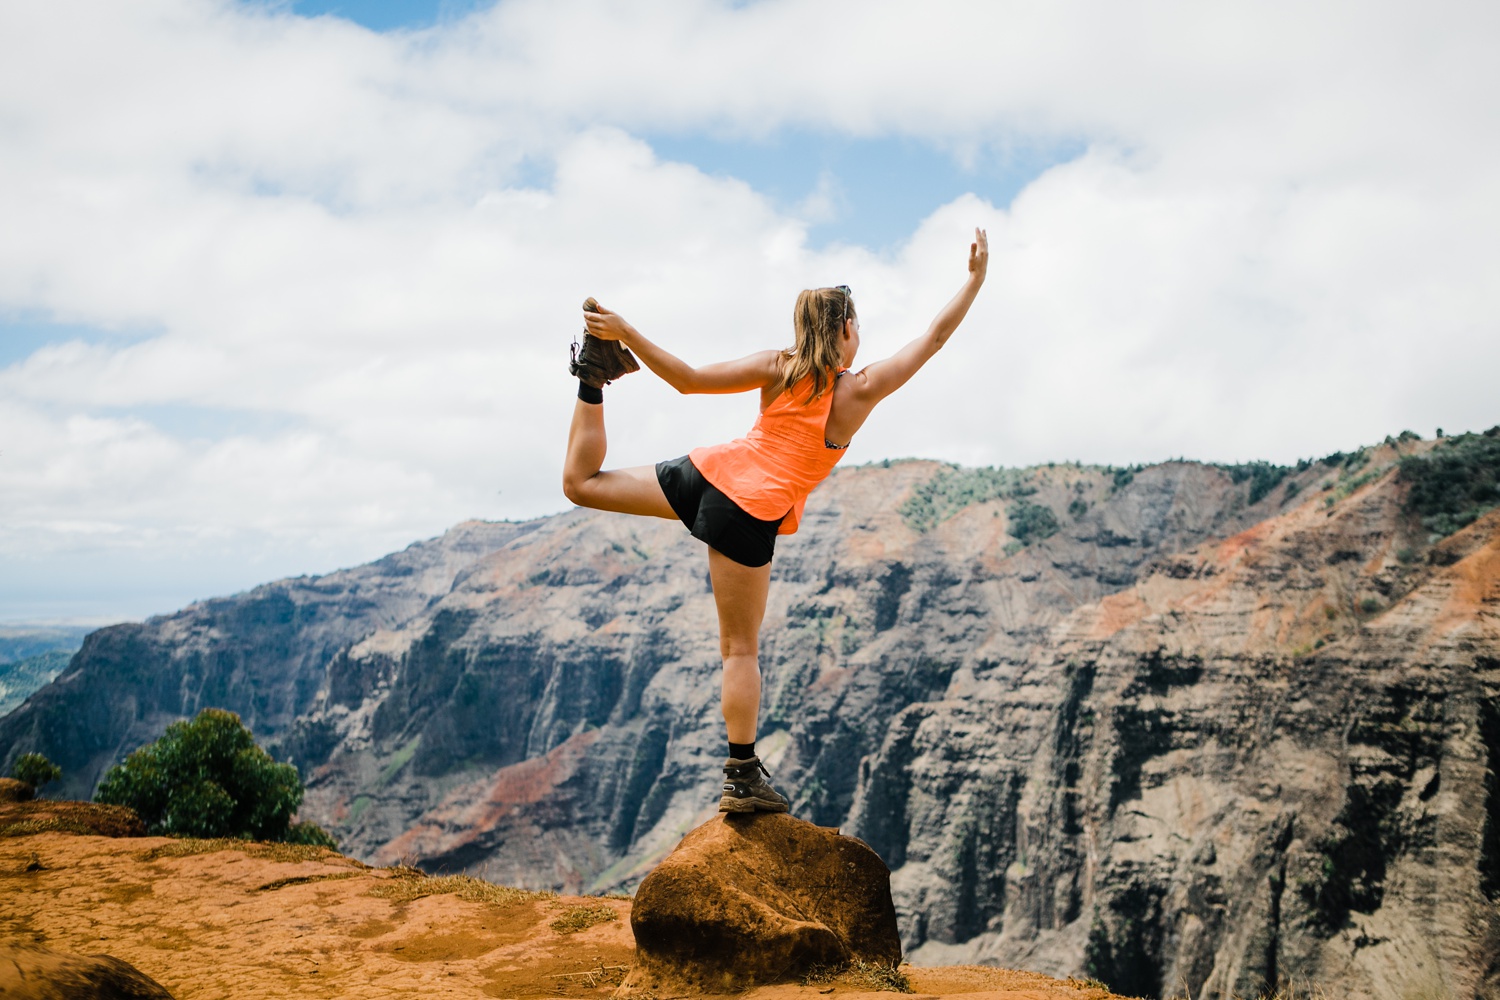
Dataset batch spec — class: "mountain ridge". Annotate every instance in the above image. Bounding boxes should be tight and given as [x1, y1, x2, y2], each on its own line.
[3, 430, 1498, 998]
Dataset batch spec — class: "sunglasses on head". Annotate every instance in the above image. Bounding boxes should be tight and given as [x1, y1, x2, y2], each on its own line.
[834, 285, 852, 326]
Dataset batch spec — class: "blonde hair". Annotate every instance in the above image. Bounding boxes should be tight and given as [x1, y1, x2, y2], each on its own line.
[777, 286, 853, 403]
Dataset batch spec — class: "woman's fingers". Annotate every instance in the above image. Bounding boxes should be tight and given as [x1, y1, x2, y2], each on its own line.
[584, 311, 623, 340]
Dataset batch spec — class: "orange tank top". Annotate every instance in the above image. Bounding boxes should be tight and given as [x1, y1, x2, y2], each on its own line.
[690, 370, 848, 535]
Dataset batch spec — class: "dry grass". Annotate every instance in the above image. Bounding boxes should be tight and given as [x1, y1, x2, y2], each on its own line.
[253, 872, 361, 892]
[548, 901, 619, 934]
[545, 963, 630, 988]
[801, 960, 913, 993]
[364, 865, 554, 907]
[0, 801, 145, 839]
[1, 818, 107, 838]
[1256, 983, 1335, 1000]
[139, 837, 352, 865]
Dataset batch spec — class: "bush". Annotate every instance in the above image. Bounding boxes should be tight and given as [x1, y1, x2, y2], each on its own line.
[95, 708, 329, 844]
[1007, 499, 1060, 546]
[1398, 428, 1500, 538]
[1219, 461, 1291, 505]
[11, 752, 62, 791]
[899, 465, 1037, 532]
[284, 820, 339, 847]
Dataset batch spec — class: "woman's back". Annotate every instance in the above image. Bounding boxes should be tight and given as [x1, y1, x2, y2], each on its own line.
[693, 372, 847, 533]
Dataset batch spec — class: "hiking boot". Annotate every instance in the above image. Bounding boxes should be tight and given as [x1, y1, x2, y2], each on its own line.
[719, 755, 789, 814]
[569, 297, 641, 388]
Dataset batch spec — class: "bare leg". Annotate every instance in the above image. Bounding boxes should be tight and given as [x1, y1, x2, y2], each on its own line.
[708, 546, 773, 745]
[561, 398, 676, 518]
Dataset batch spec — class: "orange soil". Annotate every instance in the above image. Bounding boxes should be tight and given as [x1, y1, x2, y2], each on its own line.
[0, 830, 1122, 999]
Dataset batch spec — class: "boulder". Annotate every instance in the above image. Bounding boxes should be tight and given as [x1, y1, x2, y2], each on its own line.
[0, 777, 34, 802]
[0, 944, 174, 999]
[627, 812, 901, 991]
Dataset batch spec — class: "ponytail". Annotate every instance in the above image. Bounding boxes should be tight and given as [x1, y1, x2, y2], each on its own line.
[776, 286, 852, 403]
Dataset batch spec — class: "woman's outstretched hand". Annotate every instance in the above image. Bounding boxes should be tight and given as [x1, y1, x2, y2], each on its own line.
[583, 302, 632, 342]
[969, 227, 989, 282]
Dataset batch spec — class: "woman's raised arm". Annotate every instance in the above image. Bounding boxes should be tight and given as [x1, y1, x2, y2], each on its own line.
[849, 228, 988, 405]
[584, 305, 780, 394]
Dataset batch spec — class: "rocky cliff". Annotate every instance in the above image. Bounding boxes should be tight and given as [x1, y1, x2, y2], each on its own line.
[3, 431, 1497, 999]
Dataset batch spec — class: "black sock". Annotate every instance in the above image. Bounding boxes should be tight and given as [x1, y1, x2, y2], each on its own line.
[577, 381, 603, 405]
[728, 741, 756, 761]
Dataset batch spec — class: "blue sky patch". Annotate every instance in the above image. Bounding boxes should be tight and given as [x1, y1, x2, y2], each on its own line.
[263, 0, 491, 31]
[0, 314, 159, 369]
[647, 131, 1084, 251]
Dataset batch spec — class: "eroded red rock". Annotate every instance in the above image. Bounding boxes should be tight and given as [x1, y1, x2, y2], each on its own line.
[628, 812, 900, 991]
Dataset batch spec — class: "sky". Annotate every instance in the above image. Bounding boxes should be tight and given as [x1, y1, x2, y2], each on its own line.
[2, 0, 1498, 623]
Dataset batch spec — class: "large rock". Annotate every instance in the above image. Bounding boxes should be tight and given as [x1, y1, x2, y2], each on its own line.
[0, 945, 174, 999]
[627, 812, 901, 991]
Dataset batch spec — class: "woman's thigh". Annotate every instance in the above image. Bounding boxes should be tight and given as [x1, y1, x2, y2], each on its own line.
[707, 546, 772, 656]
[571, 464, 677, 519]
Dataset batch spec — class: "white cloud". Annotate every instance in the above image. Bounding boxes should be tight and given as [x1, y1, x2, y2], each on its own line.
[1, 0, 1498, 618]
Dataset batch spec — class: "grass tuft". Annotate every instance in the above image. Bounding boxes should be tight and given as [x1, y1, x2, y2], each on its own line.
[800, 960, 913, 993]
[365, 866, 553, 907]
[2, 819, 108, 838]
[548, 901, 620, 934]
[140, 837, 349, 865]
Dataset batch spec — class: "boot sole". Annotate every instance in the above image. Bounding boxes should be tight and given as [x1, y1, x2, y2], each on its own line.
[718, 795, 789, 814]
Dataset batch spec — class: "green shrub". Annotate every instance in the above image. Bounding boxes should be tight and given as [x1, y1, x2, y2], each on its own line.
[11, 752, 62, 791]
[1219, 461, 1292, 505]
[1397, 427, 1500, 538]
[899, 465, 1037, 532]
[284, 820, 339, 847]
[1007, 500, 1059, 546]
[95, 708, 330, 844]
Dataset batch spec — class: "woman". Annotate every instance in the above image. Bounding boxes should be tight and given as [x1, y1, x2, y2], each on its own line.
[562, 228, 988, 813]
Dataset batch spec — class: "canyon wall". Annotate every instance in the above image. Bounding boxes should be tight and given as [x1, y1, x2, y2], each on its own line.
[3, 439, 1497, 998]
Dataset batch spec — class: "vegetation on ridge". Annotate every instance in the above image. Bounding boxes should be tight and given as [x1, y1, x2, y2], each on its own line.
[899, 464, 1040, 532]
[95, 707, 336, 846]
[896, 424, 1490, 542]
[10, 751, 61, 792]
[1398, 425, 1500, 538]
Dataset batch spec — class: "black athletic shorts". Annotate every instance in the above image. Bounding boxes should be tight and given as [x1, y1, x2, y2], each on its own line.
[655, 455, 785, 568]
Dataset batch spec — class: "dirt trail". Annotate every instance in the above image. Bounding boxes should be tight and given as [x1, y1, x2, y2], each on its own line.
[0, 831, 1119, 999]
